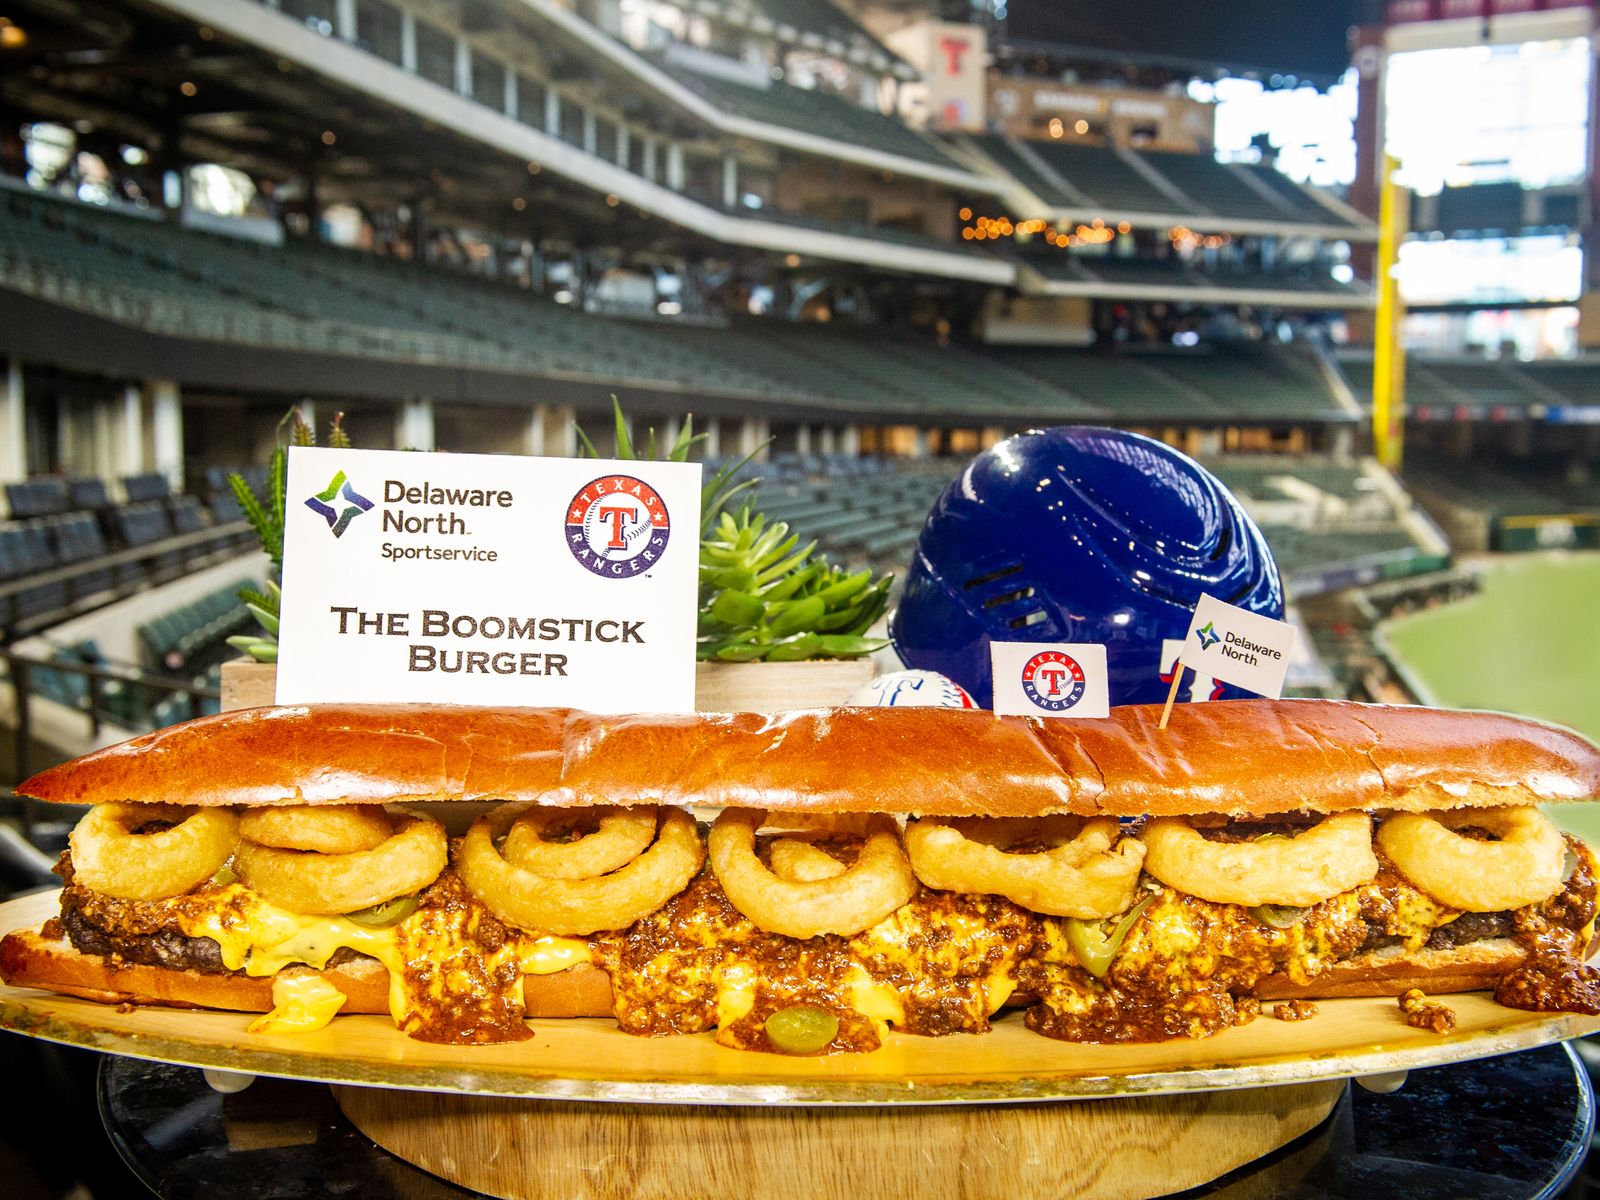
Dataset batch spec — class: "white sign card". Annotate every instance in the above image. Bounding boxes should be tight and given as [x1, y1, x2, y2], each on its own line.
[276, 446, 701, 712]
[990, 641, 1110, 719]
[1179, 593, 1296, 699]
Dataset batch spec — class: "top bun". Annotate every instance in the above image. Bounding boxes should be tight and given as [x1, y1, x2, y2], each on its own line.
[17, 700, 1600, 819]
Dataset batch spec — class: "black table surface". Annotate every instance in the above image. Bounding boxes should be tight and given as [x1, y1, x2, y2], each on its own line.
[30, 1041, 1586, 1200]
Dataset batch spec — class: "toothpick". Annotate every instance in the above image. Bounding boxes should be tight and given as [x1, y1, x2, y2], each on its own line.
[1158, 661, 1185, 730]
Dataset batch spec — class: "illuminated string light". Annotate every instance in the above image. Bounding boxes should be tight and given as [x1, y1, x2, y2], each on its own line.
[960, 215, 1131, 248]
[1166, 225, 1232, 251]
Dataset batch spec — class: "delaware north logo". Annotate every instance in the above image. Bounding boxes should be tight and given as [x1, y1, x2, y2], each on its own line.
[1195, 621, 1221, 651]
[305, 470, 374, 538]
[1020, 649, 1087, 712]
[566, 475, 670, 578]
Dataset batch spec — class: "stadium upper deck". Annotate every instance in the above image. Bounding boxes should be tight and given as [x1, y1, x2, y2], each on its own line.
[2, 0, 1372, 305]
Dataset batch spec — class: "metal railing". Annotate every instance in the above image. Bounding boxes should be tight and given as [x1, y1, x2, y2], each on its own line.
[0, 520, 255, 641]
[4, 649, 220, 838]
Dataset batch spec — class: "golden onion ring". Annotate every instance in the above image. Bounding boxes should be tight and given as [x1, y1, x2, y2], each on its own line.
[500, 805, 657, 879]
[708, 809, 915, 938]
[238, 805, 394, 855]
[1139, 812, 1378, 907]
[457, 805, 702, 936]
[1377, 806, 1565, 912]
[69, 803, 239, 900]
[904, 815, 1144, 919]
[234, 816, 446, 915]
[768, 838, 848, 883]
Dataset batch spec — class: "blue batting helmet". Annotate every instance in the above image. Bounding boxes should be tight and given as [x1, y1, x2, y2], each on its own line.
[890, 427, 1283, 707]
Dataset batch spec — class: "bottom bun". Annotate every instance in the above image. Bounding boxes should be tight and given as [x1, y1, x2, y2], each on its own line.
[0, 930, 614, 1018]
[1259, 940, 1526, 1000]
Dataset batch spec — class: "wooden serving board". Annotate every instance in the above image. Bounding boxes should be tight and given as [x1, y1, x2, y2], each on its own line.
[333, 1079, 1346, 1200]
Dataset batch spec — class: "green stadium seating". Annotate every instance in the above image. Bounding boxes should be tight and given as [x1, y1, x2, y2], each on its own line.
[0, 189, 1349, 427]
[965, 136, 1077, 206]
[136, 580, 258, 676]
[1335, 351, 1600, 416]
[1240, 165, 1347, 224]
[1025, 142, 1173, 213]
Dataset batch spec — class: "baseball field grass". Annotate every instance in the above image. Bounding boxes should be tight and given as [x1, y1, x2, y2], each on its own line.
[1378, 553, 1600, 839]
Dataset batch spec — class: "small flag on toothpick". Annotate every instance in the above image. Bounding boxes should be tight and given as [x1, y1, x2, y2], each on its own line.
[990, 642, 1111, 719]
[1160, 594, 1296, 729]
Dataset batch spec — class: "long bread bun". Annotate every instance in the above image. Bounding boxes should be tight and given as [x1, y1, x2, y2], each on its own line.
[17, 700, 1600, 819]
[0, 929, 614, 1018]
[1257, 940, 1532, 1000]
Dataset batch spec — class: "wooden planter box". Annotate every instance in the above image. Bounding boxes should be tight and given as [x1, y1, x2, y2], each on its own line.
[690, 658, 875, 712]
[221, 657, 875, 715]
[220, 659, 280, 713]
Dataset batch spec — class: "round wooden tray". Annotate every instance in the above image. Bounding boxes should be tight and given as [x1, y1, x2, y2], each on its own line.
[7, 890, 1597, 1199]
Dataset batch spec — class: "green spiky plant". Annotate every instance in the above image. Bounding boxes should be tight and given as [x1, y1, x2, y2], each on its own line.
[577, 399, 890, 662]
[225, 409, 351, 663]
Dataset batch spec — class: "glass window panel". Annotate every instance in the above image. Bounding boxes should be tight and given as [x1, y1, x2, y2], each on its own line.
[517, 74, 547, 129]
[355, 0, 402, 63]
[414, 20, 456, 90]
[281, 0, 336, 34]
[1397, 234, 1583, 306]
[1386, 39, 1590, 194]
[595, 117, 618, 162]
[471, 51, 505, 111]
[559, 97, 585, 147]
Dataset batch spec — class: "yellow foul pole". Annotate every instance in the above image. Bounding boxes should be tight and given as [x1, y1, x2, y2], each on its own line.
[1373, 154, 1408, 470]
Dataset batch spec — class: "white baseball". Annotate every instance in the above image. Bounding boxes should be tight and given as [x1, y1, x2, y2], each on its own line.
[849, 670, 975, 709]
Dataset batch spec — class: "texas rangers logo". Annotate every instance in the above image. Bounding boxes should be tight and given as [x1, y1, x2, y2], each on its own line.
[305, 470, 373, 539]
[566, 475, 670, 578]
[1195, 621, 1221, 651]
[1020, 650, 1086, 712]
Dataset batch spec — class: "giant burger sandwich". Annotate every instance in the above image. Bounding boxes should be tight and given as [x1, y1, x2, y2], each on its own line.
[2, 699, 1597, 1053]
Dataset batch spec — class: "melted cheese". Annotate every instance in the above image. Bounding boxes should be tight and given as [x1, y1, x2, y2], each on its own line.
[247, 974, 348, 1035]
[847, 967, 904, 1025]
[715, 961, 758, 1028]
[1393, 889, 1459, 949]
[176, 884, 589, 1034]
[179, 888, 407, 976]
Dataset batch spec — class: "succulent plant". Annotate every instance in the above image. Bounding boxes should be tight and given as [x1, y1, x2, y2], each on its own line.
[225, 410, 349, 663]
[698, 508, 889, 661]
[577, 398, 891, 662]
